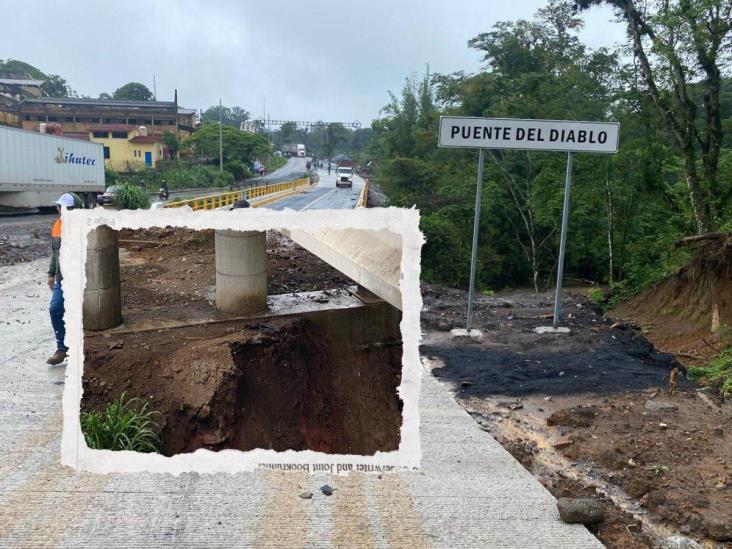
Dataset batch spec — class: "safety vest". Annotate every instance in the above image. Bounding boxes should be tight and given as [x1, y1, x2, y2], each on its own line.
[51, 219, 62, 238]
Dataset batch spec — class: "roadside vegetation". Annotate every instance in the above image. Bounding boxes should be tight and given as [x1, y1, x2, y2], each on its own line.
[108, 164, 234, 192]
[111, 183, 151, 210]
[689, 349, 732, 397]
[80, 393, 162, 453]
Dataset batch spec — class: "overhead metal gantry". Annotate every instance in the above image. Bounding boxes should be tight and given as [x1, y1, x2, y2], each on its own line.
[241, 119, 361, 131]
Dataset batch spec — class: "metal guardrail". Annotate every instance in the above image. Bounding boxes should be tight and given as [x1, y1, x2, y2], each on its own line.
[163, 177, 310, 211]
[357, 180, 369, 208]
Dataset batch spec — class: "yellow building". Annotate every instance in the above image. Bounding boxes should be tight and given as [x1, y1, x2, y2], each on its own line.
[17, 96, 198, 171]
[89, 125, 165, 171]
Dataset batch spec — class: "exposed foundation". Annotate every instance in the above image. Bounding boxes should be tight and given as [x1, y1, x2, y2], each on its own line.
[82, 299, 403, 456]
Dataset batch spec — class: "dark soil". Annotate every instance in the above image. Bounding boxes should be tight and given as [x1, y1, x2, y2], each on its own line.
[421, 283, 732, 547]
[116, 227, 355, 326]
[423, 285, 684, 397]
[83, 315, 403, 456]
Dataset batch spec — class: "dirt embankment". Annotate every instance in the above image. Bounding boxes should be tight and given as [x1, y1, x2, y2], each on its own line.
[83, 314, 403, 456]
[421, 284, 732, 547]
[82, 227, 402, 456]
[613, 232, 732, 367]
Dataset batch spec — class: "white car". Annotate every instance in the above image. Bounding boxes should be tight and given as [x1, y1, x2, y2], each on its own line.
[335, 166, 353, 187]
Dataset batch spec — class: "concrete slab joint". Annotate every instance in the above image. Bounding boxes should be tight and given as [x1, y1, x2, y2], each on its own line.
[215, 229, 267, 314]
[83, 224, 122, 331]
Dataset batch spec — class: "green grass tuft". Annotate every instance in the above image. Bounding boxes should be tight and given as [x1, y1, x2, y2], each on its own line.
[587, 287, 604, 306]
[111, 183, 152, 210]
[81, 392, 162, 453]
[688, 349, 732, 397]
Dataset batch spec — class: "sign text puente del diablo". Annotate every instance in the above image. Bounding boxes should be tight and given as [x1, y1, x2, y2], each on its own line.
[439, 116, 620, 332]
[439, 116, 619, 153]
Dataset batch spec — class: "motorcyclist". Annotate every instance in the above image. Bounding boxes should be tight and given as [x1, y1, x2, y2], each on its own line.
[159, 179, 169, 200]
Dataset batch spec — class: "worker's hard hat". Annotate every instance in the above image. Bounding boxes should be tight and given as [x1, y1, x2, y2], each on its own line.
[55, 193, 76, 208]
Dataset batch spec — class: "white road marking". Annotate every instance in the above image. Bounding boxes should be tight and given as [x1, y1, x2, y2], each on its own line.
[298, 188, 339, 211]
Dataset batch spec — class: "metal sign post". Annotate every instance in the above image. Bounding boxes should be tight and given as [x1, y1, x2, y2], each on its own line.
[466, 149, 485, 331]
[438, 116, 619, 334]
[553, 151, 573, 328]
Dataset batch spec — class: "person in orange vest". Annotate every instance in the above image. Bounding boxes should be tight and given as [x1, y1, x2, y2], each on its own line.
[46, 193, 75, 365]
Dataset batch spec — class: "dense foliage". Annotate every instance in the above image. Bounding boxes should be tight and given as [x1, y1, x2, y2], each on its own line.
[369, 1, 731, 296]
[182, 123, 270, 171]
[111, 163, 234, 191]
[111, 82, 154, 101]
[201, 105, 251, 128]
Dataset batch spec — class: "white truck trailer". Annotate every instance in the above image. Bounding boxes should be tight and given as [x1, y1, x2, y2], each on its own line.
[0, 125, 105, 210]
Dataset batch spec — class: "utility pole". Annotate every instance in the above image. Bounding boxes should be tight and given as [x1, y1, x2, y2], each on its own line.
[219, 98, 223, 172]
[153, 74, 157, 101]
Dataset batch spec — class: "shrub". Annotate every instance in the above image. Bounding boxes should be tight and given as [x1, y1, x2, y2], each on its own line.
[587, 287, 604, 306]
[80, 392, 162, 452]
[224, 159, 246, 180]
[111, 183, 151, 210]
[105, 168, 120, 186]
[688, 349, 732, 397]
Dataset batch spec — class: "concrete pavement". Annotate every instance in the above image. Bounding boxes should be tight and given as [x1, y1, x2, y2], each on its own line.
[0, 258, 601, 547]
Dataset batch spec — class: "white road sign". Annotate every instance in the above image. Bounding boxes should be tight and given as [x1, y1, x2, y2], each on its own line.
[439, 116, 619, 153]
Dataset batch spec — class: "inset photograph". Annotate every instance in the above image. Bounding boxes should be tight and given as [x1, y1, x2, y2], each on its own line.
[78, 221, 407, 459]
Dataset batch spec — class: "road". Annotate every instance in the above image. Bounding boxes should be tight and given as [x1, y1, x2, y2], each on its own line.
[265, 162, 363, 211]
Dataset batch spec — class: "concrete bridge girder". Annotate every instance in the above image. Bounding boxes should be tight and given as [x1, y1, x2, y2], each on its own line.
[82, 225, 402, 330]
[282, 228, 402, 311]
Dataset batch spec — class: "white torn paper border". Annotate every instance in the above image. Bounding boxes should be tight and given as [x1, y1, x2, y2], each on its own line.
[59, 206, 423, 474]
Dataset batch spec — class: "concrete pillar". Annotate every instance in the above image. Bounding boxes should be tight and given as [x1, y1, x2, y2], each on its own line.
[215, 230, 267, 314]
[83, 225, 122, 330]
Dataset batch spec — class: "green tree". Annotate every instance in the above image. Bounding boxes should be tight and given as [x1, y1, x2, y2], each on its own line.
[575, 0, 732, 233]
[112, 82, 154, 101]
[162, 131, 180, 159]
[279, 121, 299, 143]
[201, 105, 250, 128]
[183, 123, 269, 169]
[322, 123, 349, 158]
[41, 74, 75, 97]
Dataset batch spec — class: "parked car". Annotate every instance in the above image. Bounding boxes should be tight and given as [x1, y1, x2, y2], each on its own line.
[96, 185, 120, 205]
[335, 166, 353, 188]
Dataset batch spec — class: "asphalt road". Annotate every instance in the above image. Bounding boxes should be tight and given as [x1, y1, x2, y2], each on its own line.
[265, 163, 363, 211]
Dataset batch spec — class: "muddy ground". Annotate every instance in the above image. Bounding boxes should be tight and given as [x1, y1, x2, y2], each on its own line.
[114, 227, 355, 326]
[83, 315, 402, 456]
[82, 227, 402, 455]
[421, 285, 731, 547]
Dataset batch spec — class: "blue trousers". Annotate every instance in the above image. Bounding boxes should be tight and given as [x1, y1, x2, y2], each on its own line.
[50, 281, 67, 352]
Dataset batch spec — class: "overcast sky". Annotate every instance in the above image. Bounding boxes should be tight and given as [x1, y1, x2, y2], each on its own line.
[2, 0, 626, 124]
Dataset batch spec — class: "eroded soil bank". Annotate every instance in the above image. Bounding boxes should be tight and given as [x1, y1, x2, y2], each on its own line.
[421, 284, 731, 548]
[83, 307, 403, 456]
[82, 227, 403, 456]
